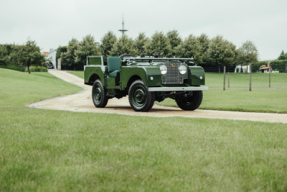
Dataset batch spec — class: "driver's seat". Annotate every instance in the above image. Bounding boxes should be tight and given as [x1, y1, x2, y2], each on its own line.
[107, 57, 121, 78]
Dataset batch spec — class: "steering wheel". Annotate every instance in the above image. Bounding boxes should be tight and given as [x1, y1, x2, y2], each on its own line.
[149, 49, 166, 57]
[149, 49, 166, 63]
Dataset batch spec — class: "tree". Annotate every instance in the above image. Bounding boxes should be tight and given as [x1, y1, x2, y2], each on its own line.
[100, 31, 117, 61]
[236, 40, 258, 72]
[175, 34, 202, 64]
[144, 31, 172, 56]
[75, 34, 99, 67]
[197, 34, 210, 63]
[0, 45, 9, 66]
[278, 50, 287, 60]
[207, 35, 237, 72]
[24, 40, 46, 74]
[166, 30, 182, 56]
[133, 32, 149, 56]
[109, 34, 136, 56]
[61, 38, 79, 70]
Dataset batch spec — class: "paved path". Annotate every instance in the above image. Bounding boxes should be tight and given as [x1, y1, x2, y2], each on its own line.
[28, 70, 287, 124]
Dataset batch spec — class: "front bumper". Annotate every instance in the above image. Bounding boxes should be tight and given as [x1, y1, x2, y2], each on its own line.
[148, 86, 209, 92]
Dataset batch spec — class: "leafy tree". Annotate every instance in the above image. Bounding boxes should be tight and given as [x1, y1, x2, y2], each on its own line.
[61, 38, 79, 70]
[207, 35, 237, 71]
[0, 45, 9, 66]
[100, 31, 117, 61]
[109, 34, 136, 56]
[166, 30, 182, 56]
[75, 34, 99, 66]
[144, 31, 172, 56]
[175, 34, 202, 64]
[133, 32, 149, 56]
[278, 50, 287, 60]
[236, 40, 258, 72]
[24, 40, 46, 73]
[197, 34, 210, 63]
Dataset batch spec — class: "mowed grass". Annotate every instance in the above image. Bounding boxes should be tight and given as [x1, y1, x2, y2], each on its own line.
[68, 71, 84, 79]
[69, 71, 287, 113]
[1, 68, 287, 191]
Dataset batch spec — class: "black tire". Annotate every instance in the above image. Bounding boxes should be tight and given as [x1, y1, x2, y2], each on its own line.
[176, 91, 203, 111]
[128, 80, 155, 112]
[92, 79, 108, 108]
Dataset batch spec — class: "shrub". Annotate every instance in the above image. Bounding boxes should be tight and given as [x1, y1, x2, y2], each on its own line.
[0, 65, 26, 72]
[25, 66, 48, 72]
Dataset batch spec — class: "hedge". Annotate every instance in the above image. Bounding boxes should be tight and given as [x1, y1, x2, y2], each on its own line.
[0, 65, 26, 72]
[270, 60, 287, 72]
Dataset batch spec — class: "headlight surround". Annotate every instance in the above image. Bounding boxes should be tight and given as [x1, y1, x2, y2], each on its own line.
[160, 65, 167, 75]
[178, 65, 187, 75]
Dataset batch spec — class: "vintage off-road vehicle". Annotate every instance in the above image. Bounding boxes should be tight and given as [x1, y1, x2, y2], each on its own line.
[84, 50, 208, 112]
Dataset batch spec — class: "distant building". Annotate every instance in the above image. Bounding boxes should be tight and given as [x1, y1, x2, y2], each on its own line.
[44, 49, 57, 69]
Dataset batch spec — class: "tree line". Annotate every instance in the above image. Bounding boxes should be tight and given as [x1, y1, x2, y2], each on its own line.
[2, 31, 285, 73]
[59, 30, 259, 71]
[0, 39, 47, 73]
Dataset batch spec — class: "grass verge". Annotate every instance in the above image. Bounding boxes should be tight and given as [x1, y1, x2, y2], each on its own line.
[0, 68, 287, 191]
[68, 71, 84, 79]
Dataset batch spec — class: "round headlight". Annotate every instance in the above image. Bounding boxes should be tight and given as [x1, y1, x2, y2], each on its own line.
[178, 65, 187, 75]
[160, 65, 167, 75]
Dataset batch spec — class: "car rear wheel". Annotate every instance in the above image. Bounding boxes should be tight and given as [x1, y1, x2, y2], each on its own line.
[176, 91, 203, 111]
[92, 79, 108, 108]
[128, 80, 155, 112]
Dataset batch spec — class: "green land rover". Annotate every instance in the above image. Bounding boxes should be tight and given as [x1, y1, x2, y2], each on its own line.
[84, 50, 208, 112]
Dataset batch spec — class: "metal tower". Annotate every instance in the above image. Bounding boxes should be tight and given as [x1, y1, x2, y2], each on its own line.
[118, 16, 128, 36]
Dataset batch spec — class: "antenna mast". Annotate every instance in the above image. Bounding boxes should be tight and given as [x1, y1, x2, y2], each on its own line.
[118, 14, 128, 36]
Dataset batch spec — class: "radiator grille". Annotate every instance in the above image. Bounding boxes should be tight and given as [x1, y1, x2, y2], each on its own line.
[159, 62, 188, 84]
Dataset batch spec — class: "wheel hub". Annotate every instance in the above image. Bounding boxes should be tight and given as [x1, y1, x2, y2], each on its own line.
[93, 85, 102, 104]
[132, 88, 146, 107]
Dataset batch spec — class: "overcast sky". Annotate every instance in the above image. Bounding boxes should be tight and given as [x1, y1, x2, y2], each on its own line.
[0, 0, 286, 60]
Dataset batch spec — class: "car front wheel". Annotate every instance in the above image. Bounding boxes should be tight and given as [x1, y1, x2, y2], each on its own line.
[176, 91, 203, 111]
[128, 80, 155, 112]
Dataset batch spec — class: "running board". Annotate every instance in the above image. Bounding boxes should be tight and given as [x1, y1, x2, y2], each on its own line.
[148, 86, 209, 92]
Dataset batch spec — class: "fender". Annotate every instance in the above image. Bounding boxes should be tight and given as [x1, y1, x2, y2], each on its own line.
[84, 66, 105, 85]
[187, 66, 205, 85]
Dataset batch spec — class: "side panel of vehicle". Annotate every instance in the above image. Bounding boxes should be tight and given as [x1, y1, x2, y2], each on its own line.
[84, 66, 105, 85]
[187, 66, 205, 85]
[120, 66, 162, 90]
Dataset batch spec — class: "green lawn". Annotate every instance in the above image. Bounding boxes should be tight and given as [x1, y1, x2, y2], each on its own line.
[1, 68, 287, 191]
[69, 71, 84, 79]
[69, 71, 287, 113]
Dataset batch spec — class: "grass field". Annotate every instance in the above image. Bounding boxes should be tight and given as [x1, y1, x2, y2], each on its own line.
[1, 68, 287, 191]
[69, 71, 84, 79]
[69, 71, 287, 113]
